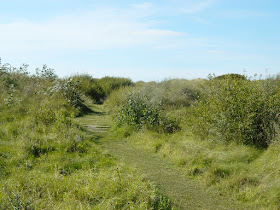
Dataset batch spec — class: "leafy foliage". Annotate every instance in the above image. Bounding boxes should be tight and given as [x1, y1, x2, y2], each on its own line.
[115, 92, 180, 133]
[71, 74, 105, 103]
[97, 76, 133, 97]
[35, 64, 58, 81]
[71, 75, 133, 103]
[213, 73, 247, 81]
[191, 75, 280, 148]
[156, 79, 201, 108]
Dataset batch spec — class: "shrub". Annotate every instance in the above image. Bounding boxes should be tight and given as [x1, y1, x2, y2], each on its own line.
[35, 64, 58, 81]
[47, 78, 83, 109]
[191, 76, 280, 148]
[115, 92, 161, 129]
[97, 76, 133, 97]
[71, 75, 133, 103]
[158, 79, 201, 108]
[213, 73, 247, 81]
[115, 92, 180, 133]
[71, 74, 105, 103]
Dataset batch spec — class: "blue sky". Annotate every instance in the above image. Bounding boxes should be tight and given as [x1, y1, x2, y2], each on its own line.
[0, 0, 280, 81]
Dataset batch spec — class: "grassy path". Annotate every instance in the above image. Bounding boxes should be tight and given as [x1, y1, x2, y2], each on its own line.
[75, 104, 242, 209]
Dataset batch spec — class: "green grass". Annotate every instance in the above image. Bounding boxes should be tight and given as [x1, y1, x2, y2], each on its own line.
[77, 104, 241, 209]
[0, 66, 172, 209]
[4, 65, 280, 209]
[107, 75, 280, 209]
[101, 137, 241, 209]
[0, 117, 168, 209]
[111, 116, 280, 209]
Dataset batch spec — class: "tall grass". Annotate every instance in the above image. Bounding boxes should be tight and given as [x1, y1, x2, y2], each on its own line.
[0, 65, 171, 209]
[108, 74, 280, 208]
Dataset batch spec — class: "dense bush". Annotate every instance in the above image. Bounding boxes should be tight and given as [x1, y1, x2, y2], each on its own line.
[109, 79, 203, 134]
[0, 65, 80, 129]
[116, 92, 161, 128]
[157, 79, 202, 108]
[106, 79, 203, 118]
[213, 73, 247, 81]
[191, 75, 280, 148]
[127, 79, 201, 109]
[71, 75, 133, 103]
[97, 76, 133, 97]
[115, 92, 180, 133]
[71, 74, 105, 103]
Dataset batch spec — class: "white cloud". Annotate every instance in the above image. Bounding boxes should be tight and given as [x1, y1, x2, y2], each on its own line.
[181, 0, 214, 14]
[132, 2, 152, 9]
[0, 6, 184, 55]
[167, 0, 215, 14]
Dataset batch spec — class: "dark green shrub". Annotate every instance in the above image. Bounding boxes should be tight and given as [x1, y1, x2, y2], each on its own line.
[88, 83, 106, 103]
[115, 92, 180, 133]
[97, 76, 133, 96]
[160, 115, 181, 134]
[71, 74, 105, 103]
[191, 76, 280, 148]
[71, 75, 133, 103]
[115, 92, 161, 129]
[213, 73, 247, 81]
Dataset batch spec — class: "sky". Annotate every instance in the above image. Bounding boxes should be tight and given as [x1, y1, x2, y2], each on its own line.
[0, 0, 280, 81]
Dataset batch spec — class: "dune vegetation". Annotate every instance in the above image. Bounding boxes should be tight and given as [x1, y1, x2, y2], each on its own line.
[2, 63, 280, 209]
[0, 65, 171, 209]
[107, 73, 280, 209]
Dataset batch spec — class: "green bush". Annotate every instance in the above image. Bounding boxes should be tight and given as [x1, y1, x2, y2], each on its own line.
[115, 92, 161, 128]
[157, 79, 202, 108]
[115, 92, 180, 133]
[52, 78, 83, 108]
[71, 75, 133, 103]
[71, 74, 105, 103]
[97, 76, 133, 97]
[191, 75, 280, 148]
[35, 64, 58, 81]
[213, 73, 247, 81]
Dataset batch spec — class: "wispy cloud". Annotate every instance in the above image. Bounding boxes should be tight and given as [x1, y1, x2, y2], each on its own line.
[180, 0, 215, 14]
[0, 6, 184, 55]
[0, 1, 219, 57]
[131, 2, 152, 9]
